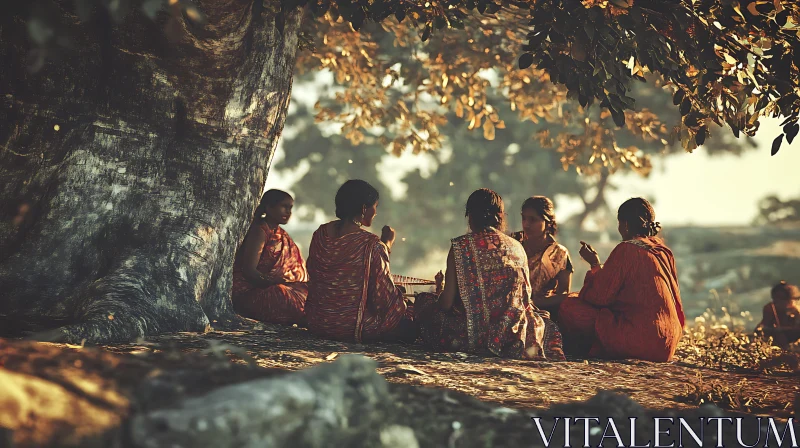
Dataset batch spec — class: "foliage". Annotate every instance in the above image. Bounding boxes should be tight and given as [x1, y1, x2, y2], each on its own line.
[754, 194, 800, 224]
[290, 0, 800, 155]
[13, 0, 784, 174]
[299, 8, 690, 176]
[675, 303, 800, 375]
[675, 373, 768, 414]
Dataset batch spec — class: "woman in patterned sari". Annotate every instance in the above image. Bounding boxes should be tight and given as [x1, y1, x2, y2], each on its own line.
[415, 189, 565, 361]
[305, 180, 415, 343]
[559, 198, 685, 362]
[511, 196, 573, 320]
[232, 189, 308, 325]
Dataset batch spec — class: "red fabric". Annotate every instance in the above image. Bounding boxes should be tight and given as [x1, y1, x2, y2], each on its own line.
[231, 224, 308, 325]
[415, 230, 565, 361]
[305, 223, 408, 343]
[558, 237, 685, 362]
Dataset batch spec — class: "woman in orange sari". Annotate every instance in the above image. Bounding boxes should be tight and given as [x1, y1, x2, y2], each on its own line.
[511, 196, 573, 320]
[415, 189, 565, 360]
[305, 180, 414, 343]
[231, 189, 308, 325]
[558, 197, 685, 362]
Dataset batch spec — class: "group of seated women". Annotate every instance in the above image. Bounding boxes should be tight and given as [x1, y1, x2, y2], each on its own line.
[231, 179, 686, 363]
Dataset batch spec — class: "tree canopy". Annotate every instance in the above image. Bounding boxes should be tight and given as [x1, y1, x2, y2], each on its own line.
[16, 0, 797, 166]
[294, 0, 800, 156]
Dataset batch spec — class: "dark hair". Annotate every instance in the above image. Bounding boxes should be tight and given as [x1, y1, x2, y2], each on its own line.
[617, 197, 661, 237]
[335, 179, 380, 220]
[772, 281, 800, 301]
[255, 189, 292, 220]
[521, 196, 558, 235]
[465, 188, 505, 232]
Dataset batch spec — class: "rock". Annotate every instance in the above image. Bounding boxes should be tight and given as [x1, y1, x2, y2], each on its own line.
[130, 354, 416, 448]
[0, 368, 126, 448]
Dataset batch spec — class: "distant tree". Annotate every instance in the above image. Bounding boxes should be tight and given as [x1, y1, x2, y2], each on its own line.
[755, 195, 800, 225]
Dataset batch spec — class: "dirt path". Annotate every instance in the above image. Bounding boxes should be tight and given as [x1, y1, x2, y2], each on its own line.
[104, 323, 799, 417]
[2, 324, 798, 447]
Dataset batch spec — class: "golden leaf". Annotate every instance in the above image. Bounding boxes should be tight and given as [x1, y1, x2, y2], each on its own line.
[496, 120, 506, 129]
[455, 100, 464, 118]
[483, 120, 495, 140]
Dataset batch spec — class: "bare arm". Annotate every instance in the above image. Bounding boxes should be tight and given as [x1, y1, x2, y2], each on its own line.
[439, 248, 458, 311]
[553, 269, 572, 295]
[240, 225, 280, 288]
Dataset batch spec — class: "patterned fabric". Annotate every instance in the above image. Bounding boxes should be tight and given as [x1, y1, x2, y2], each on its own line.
[558, 237, 685, 362]
[511, 232, 573, 298]
[415, 229, 565, 361]
[305, 223, 410, 343]
[231, 224, 308, 325]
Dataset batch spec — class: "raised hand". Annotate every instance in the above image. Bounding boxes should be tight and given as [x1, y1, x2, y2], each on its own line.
[381, 225, 396, 245]
[579, 241, 601, 267]
[435, 270, 444, 293]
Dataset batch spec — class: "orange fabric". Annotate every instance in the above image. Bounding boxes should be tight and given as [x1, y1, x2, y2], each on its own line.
[231, 225, 308, 325]
[305, 223, 408, 343]
[558, 237, 685, 362]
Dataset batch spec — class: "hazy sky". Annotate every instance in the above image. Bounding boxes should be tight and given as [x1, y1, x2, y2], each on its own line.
[268, 76, 799, 228]
[603, 118, 799, 226]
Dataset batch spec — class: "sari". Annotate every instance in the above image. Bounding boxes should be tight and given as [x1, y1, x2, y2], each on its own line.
[558, 237, 685, 362]
[305, 223, 412, 343]
[511, 232, 573, 298]
[231, 225, 308, 325]
[415, 229, 565, 361]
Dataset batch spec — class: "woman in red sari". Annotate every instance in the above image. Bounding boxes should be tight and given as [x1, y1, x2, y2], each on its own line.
[511, 196, 573, 320]
[305, 180, 414, 343]
[415, 189, 565, 360]
[558, 197, 685, 362]
[231, 190, 308, 325]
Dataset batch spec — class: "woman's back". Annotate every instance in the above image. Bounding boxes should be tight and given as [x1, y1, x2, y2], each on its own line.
[448, 230, 562, 359]
[563, 237, 684, 361]
[305, 222, 407, 342]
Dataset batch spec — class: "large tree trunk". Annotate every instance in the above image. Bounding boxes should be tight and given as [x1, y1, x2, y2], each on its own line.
[0, 2, 303, 343]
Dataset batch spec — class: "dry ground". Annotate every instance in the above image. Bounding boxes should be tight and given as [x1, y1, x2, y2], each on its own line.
[1, 322, 798, 447]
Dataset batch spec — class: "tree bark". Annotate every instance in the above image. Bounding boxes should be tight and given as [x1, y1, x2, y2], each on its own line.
[0, 2, 303, 343]
[570, 170, 611, 232]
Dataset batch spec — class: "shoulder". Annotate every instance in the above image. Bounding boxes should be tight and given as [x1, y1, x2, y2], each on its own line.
[500, 232, 525, 251]
[361, 228, 381, 244]
[246, 222, 268, 240]
[451, 233, 472, 246]
[313, 221, 337, 237]
[616, 239, 652, 254]
[550, 242, 570, 257]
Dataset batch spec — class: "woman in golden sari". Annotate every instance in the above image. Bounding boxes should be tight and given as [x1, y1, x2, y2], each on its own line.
[511, 196, 573, 319]
[231, 189, 308, 325]
[415, 189, 565, 360]
[305, 180, 415, 343]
